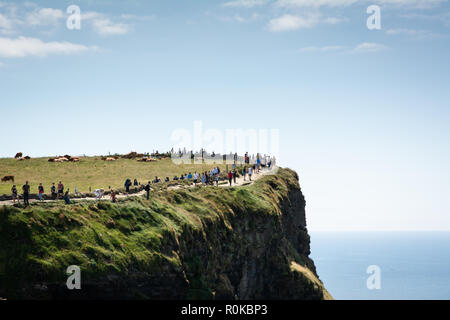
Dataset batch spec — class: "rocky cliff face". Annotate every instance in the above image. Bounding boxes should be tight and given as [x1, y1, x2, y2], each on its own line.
[0, 168, 331, 300]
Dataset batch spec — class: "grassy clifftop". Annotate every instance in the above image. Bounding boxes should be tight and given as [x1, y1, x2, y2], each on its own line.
[0, 168, 331, 300]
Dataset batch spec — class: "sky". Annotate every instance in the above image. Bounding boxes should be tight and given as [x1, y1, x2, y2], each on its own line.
[0, 0, 449, 231]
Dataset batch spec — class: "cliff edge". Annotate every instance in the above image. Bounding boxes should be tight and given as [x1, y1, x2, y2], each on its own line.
[0, 168, 332, 300]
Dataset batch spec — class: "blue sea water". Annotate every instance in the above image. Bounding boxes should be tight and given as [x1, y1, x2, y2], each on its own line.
[309, 231, 450, 300]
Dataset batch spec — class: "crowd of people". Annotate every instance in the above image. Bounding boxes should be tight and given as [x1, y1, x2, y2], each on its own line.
[8, 153, 276, 206]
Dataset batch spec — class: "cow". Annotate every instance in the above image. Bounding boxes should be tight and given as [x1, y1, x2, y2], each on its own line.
[1, 176, 14, 183]
[105, 157, 116, 161]
[14, 152, 23, 159]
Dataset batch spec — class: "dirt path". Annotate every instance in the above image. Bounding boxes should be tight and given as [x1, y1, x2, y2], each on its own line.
[0, 167, 277, 207]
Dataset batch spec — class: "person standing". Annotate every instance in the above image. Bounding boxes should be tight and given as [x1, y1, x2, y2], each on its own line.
[228, 171, 233, 186]
[242, 167, 247, 181]
[248, 167, 253, 181]
[51, 183, 57, 200]
[124, 178, 132, 194]
[22, 181, 30, 206]
[57, 181, 64, 199]
[144, 181, 151, 200]
[38, 183, 44, 201]
[11, 185, 18, 204]
[232, 170, 237, 184]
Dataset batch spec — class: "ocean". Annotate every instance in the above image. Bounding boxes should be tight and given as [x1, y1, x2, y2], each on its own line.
[309, 231, 450, 300]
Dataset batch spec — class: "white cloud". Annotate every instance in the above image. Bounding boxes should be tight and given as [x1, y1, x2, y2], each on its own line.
[268, 14, 319, 31]
[0, 13, 13, 33]
[299, 45, 346, 52]
[386, 28, 443, 38]
[298, 43, 389, 53]
[275, 0, 446, 8]
[353, 42, 388, 53]
[268, 13, 345, 31]
[0, 36, 96, 58]
[26, 8, 65, 26]
[222, 0, 269, 8]
[92, 18, 130, 36]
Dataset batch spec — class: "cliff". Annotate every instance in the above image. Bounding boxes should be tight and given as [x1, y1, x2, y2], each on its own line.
[0, 168, 332, 300]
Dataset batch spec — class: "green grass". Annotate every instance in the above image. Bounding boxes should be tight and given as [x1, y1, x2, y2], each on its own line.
[0, 168, 301, 298]
[0, 156, 242, 196]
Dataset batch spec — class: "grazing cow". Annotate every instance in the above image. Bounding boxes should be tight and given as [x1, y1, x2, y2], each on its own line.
[14, 152, 23, 159]
[1, 176, 14, 183]
[24, 156, 31, 160]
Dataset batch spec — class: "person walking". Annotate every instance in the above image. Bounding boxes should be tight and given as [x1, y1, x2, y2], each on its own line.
[201, 173, 206, 185]
[228, 171, 233, 186]
[233, 170, 237, 184]
[110, 190, 117, 203]
[248, 167, 253, 181]
[215, 173, 219, 186]
[11, 185, 18, 204]
[144, 181, 151, 200]
[38, 183, 44, 201]
[242, 167, 246, 181]
[22, 181, 30, 206]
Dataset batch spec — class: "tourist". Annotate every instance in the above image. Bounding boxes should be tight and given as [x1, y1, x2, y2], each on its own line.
[74, 186, 78, 195]
[58, 181, 64, 199]
[187, 172, 192, 180]
[242, 167, 246, 181]
[233, 170, 237, 184]
[144, 181, 151, 200]
[248, 167, 253, 181]
[51, 183, 57, 200]
[124, 178, 132, 194]
[215, 174, 219, 186]
[201, 173, 206, 185]
[228, 171, 233, 186]
[22, 181, 30, 206]
[63, 189, 71, 205]
[11, 185, 18, 204]
[110, 190, 117, 203]
[134, 179, 139, 186]
[165, 177, 170, 182]
[94, 189, 104, 199]
[193, 172, 198, 184]
[38, 183, 44, 201]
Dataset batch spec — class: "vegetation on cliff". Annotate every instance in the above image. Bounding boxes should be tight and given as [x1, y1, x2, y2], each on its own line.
[0, 168, 331, 300]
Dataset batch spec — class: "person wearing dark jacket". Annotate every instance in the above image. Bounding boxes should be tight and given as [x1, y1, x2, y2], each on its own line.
[124, 178, 132, 194]
[22, 181, 30, 206]
[144, 182, 151, 200]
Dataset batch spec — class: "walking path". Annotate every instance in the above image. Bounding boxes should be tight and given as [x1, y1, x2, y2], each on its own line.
[0, 167, 277, 207]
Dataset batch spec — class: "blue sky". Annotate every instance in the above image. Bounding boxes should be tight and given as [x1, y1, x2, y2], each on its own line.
[1, 0, 449, 231]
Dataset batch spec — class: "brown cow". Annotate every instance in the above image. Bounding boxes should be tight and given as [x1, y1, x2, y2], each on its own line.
[1, 176, 14, 183]
[14, 152, 23, 159]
